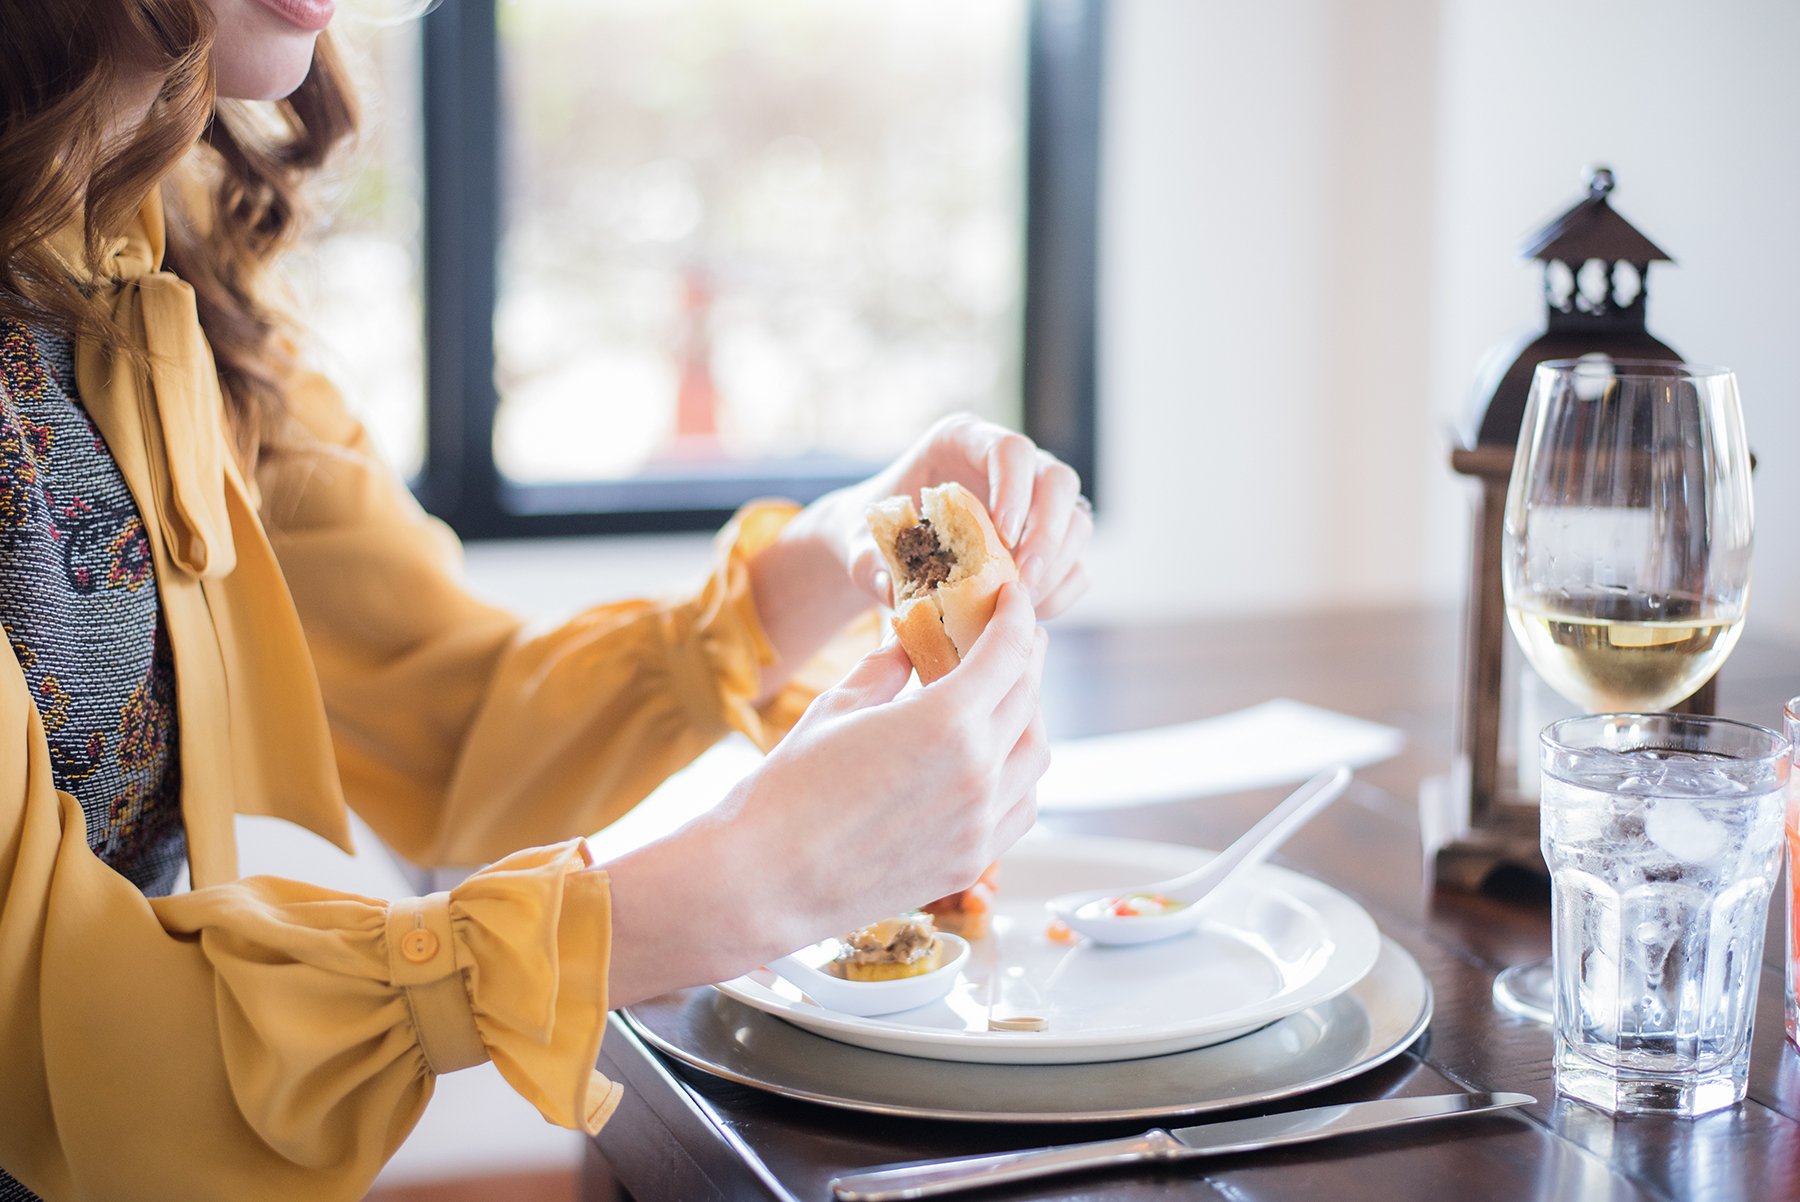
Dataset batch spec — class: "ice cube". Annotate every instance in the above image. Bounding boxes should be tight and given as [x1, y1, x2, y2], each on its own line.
[1686, 763, 1753, 798]
[1644, 797, 1729, 864]
[1545, 790, 1610, 846]
[1580, 945, 1621, 1037]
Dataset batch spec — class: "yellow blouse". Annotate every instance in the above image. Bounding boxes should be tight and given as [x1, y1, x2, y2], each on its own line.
[0, 192, 818, 1201]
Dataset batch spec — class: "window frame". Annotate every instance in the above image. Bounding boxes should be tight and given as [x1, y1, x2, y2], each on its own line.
[416, 0, 1102, 539]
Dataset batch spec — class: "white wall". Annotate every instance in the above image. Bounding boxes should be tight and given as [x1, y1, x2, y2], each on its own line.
[1085, 0, 1446, 622]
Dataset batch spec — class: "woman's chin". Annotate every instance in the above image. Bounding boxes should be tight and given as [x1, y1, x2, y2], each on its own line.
[212, 36, 320, 102]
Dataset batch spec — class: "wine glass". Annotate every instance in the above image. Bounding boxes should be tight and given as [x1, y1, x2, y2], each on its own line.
[1492, 359, 1754, 1022]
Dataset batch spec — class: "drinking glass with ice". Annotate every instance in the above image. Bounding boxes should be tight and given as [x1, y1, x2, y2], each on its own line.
[1780, 698, 1800, 1054]
[1542, 713, 1789, 1118]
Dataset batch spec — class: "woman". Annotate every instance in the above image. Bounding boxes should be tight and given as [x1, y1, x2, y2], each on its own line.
[0, 2, 1092, 1199]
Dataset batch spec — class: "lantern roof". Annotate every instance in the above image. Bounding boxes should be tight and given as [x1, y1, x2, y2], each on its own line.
[1517, 166, 1672, 265]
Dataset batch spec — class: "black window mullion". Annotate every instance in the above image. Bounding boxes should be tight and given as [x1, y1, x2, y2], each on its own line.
[1023, 0, 1104, 506]
[419, 0, 503, 532]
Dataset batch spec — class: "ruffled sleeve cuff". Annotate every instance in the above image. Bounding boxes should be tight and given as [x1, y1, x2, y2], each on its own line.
[431, 840, 620, 1133]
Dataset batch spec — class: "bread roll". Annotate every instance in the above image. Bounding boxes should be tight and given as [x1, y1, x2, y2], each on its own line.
[866, 483, 1018, 936]
[866, 482, 1018, 684]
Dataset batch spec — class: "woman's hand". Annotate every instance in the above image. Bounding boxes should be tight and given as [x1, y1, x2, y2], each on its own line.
[749, 414, 1092, 701]
[603, 584, 1048, 1004]
[846, 413, 1093, 619]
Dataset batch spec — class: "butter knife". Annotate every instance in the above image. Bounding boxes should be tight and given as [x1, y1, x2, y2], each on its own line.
[829, 1090, 1534, 1201]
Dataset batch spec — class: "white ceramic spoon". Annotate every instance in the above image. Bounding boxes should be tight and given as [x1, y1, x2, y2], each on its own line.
[1044, 766, 1352, 946]
[766, 933, 971, 1017]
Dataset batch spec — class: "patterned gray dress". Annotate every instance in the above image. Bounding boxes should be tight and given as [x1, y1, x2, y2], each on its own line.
[0, 321, 184, 1201]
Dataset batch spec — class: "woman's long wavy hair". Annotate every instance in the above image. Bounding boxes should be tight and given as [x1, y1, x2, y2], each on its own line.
[0, 0, 358, 464]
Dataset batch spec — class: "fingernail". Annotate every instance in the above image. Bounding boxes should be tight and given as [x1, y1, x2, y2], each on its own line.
[1002, 511, 1024, 546]
[1019, 555, 1044, 593]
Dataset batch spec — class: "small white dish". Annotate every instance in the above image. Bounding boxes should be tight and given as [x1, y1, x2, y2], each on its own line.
[766, 934, 971, 1018]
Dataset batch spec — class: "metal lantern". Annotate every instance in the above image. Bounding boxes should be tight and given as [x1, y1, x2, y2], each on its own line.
[1426, 166, 1704, 891]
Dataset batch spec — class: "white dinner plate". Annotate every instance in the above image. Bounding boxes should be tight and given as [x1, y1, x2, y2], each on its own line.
[714, 832, 1382, 1064]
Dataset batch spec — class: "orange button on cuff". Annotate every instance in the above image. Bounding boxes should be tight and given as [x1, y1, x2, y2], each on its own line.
[385, 894, 457, 986]
[400, 928, 440, 963]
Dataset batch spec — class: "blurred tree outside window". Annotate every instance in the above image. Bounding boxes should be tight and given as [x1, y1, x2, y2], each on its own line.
[289, 0, 1096, 537]
[494, 0, 1026, 486]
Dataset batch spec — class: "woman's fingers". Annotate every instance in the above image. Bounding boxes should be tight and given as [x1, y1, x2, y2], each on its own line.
[937, 582, 1039, 712]
[846, 540, 893, 606]
[971, 434, 1087, 611]
[989, 626, 1048, 746]
[981, 429, 1040, 547]
[1014, 454, 1082, 585]
[996, 712, 1050, 807]
[1030, 500, 1093, 618]
[990, 788, 1040, 856]
[805, 639, 914, 721]
[1035, 561, 1091, 622]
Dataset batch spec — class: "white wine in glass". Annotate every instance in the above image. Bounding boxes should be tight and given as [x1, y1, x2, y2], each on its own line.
[1493, 359, 1754, 1023]
[1506, 592, 1744, 716]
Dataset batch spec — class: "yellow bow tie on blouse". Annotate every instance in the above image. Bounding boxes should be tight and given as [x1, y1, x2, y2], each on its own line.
[50, 188, 238, 580]
[43, 188, 355, 873]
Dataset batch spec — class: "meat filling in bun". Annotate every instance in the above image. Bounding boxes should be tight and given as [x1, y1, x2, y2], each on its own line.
[866, 481, 1018, 685]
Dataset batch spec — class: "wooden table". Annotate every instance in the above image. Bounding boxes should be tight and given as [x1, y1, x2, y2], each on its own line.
[584, 606, 1800, 1202]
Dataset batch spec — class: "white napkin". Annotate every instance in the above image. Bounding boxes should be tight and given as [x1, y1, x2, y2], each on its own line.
[1036, 699, 1404, 813]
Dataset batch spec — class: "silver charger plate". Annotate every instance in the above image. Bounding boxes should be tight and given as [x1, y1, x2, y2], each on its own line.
[621, 935, 1431, 1123]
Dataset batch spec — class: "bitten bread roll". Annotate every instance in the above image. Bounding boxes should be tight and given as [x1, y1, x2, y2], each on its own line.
[866, 482, 1018, 684]
[866, 483, 1017, 939]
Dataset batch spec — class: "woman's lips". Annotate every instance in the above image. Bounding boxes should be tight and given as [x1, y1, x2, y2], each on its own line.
[252, 0, 335, 33]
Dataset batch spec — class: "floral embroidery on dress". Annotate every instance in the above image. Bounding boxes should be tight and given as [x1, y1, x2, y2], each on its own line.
[34, 675, 70, 731]
[104, 515, 153, 590]
[0, 320, 183, 895]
